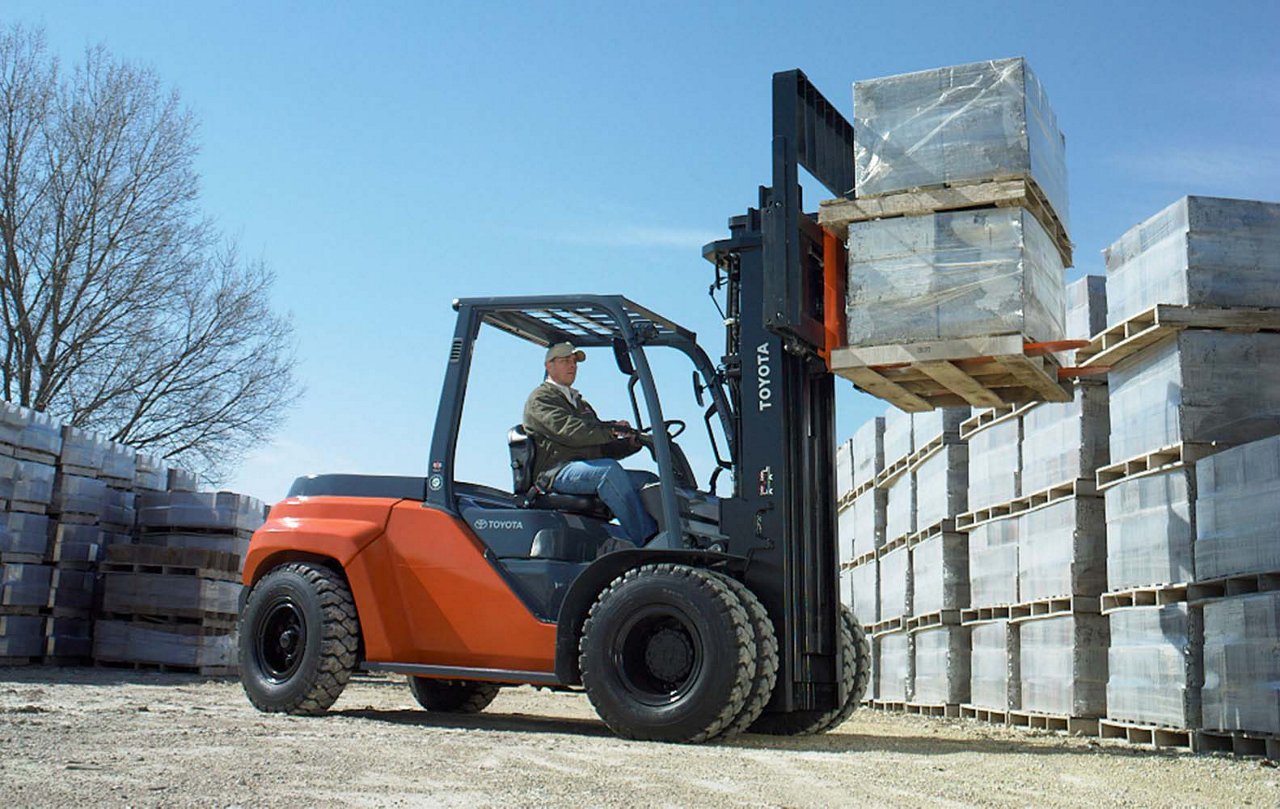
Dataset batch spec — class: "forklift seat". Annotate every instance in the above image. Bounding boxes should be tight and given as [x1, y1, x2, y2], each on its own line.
[508, 426, 613, 521]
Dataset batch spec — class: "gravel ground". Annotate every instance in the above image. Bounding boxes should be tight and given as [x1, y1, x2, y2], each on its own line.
[0, 666, 1275, 808]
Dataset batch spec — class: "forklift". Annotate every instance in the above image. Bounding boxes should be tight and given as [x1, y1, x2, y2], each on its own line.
[238, 70, 869, 742]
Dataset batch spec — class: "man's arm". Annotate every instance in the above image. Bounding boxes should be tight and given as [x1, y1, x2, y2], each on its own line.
[524, 388, 616, 448]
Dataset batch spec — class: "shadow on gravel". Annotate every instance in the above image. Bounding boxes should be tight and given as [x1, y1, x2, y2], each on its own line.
[335, 707, 615, 738]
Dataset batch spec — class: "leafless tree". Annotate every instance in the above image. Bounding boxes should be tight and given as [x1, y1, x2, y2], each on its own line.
[0, 25, 300, 481]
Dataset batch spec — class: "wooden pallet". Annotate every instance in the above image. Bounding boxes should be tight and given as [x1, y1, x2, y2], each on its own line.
[846, 548, 877, 570]
[1188, 571, 1280, 604]
[1099, 719, 1196, 752]
[0, 655, 40, 666]
[1076, 304, 1280, 368]
[874, 455, 911, 488]
[956, 479, 1097, 531]
[1009, 595, 1100, 623]
[959, 403, 1025, 440]
[877, 533, 909, 559]
[817, 176, 1072, 267]
[960, 605, 1014, 625]
[905, 702, 960, 718]
[870, 700, 908, 712]
[960, 705, 1011, 724]
[12, 447, 56, 464]
[1095, 443, 1216, 490]
[905, 610, 963, 632]
[94, 659, 237, 677]
[8, 500, 49, 515]
[830, 334, 1071, 413]
[1007, 710, 1100, 736]
[837, 477, 878, 510]
[868, 616, 905, 636]
[1196, 730, 1280, 761]
[1101, 583, 1191, 613]
[903, 519, 956, 549]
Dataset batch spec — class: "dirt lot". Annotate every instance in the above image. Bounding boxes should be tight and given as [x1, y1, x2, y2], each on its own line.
[0, 666, 1274, 808]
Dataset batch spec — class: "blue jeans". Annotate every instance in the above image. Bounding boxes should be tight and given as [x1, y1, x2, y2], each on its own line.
[552, 460, 659, 545]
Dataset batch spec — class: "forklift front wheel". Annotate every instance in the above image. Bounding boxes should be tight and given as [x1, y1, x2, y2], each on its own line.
[239, 562, 360, 715]
[578, 563, 755, 743]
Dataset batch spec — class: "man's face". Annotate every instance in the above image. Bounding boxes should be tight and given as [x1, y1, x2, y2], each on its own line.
[545, 355, 578, 386]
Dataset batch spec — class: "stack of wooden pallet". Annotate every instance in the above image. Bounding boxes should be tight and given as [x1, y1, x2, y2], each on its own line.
[820, 57, 1074, 412]
[1082, 195, 1280, 752]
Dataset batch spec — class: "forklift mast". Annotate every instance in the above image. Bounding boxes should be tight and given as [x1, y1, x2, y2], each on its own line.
[703, 70, 855, 716]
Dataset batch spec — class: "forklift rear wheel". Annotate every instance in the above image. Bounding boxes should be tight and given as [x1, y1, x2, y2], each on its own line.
[407, 678, 500, 713]
[579, 563, 756, 743]
[239, 562, 360, 715]
[713, 574, 778, 739]
[748, 603, 867, 735]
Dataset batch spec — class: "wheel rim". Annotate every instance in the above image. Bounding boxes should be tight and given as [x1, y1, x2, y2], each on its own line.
[255, 596, 307, 683]
[611, 605, 704, 706]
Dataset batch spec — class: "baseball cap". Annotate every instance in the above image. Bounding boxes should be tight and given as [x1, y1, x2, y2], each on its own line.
[545, 342, 586, 363]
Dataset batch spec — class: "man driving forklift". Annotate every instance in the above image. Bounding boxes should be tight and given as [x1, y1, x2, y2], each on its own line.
[522, 341, 658, 545]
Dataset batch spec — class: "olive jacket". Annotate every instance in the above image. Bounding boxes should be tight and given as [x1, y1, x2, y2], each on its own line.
[522, 380, 634, 484]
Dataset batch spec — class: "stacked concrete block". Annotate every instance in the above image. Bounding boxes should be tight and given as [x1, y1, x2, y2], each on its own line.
[969, 619, 1020, 711]
[884, 471, 914, 547]
[1056, 275, 1107, 366]
[849, 559, 878, 628]
[1104, 196, 1280, 327]
[848, 488, 886, 561]
[846, 208, 1066, 346]
[912, 408, 969, 456]
[854, 58, 1069, 234]
[968, 516, 1020, 609]
[967, 416, 1020, 512]
[0, 614, 45, 658]
[1106, 604, 1203, 728]
[1020, 383, 1108, 495]
[134, 453, 169, 494]
[911, 532, 968, 616]
[835, 439, 855, 503]
[1195, 435, 1280, 579]
[1201, 592, 1280, 735]
[882, 407, 913, 474]
[1104, 468, 1195, 591]
[913, 625, 971, 706]
[843, 418, 886, 635]
[1018, 497, 1106, 602]
[853, 417, 885, 493]
[134, 491, 264, 575]
[1018, 613, 1108, 717]
[912, 443, 968, 534]
[878, 544, 911, 627]
[876, 629, 912, 703]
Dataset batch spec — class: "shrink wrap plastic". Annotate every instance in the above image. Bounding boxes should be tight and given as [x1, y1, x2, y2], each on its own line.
[1196, 435, 1280, 579]
[51, 473, 107, 516]
[913, 625, 971, 705]
[0, 562, 52, 607]
[967, 417, 1020, 511]
[910, 532, 968, 615]
[854, 57, 1069, 233]
[1105, 196, 1280, 327]
[913, 444, 967, 531]
[846, 208, 1065, 346]
[969, 516, 1020, 608]
[850, 560, 878, 626]
[1107, 605, 1202, 727]
[137, 491, 265, 533]
[885, 470, 914, 544]
[1019, 614, 1108, 717]
[879, 545, 911, 622]
[970, 619, 1020, 710]
[850, 487, 886, 560]
[1020, 382, 1108, 494]
[17, 409, 61, 456]
[884, 407, 913, 467]
[93, 620, 236, 670]
[853, 417, 885, 490]
[1104, 468, 1195, 590]
[0, 615, 45, 657]
[1202, 592, 1280, 734]
[0, 512, 50, 557]
[1108, 331, 1280, 463]
[878, 630, 912, 702]
[59, 427, 107, 471]
[1018, 497, 1106, 601]
[12, 460, 54, 505]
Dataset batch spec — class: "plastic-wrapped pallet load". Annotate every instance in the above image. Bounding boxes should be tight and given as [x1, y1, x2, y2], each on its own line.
[0, 563, 52, 607]
[0, 513, 51, 558]
[853, 57, 1069, 234]
[1104, 196, 1280, 327]
[970, 619, 1020, 710]
[1108, 331, 1280, 464]
[59, 427, 107, 472]
[100, 442, 137, 484]
[883, 407, 913, 468]
[884, 471, 914, 544]
[11, 460, 55, 507]
[134, 453, 168, 493]
[1067, 275, 1107, 341]
[969, 516, 1019, 608]
[846, 208, 1066, 346]
[45, 616, 92, 659]
[912, 407, 969, 453]
[913, 444, 967, 532]
[849, 560, 878, 626]
[93, 620, 236, 671]
[0, 454, 17, 499]
[1107, 604, 1202, 728]
[967, 417, 1020, 511]
[1019, 614, 1108, 716]
[913, 625, 970, 705]
[50, 523, 104, 564]
[911, 532, 968, 614]
[0, 402, 26, 446]
[1104, 468, 1195, 590]
[167, 467, 200, 493]
[836, 439, 855, 500]
[849, 487, 886, 560]
[878, 545, 911, 623]
[48, 567, 96, 613]
[16, 410, 62, 459]
[0, 615, 45, 657]
[137, 491, 265, 534]
[51, 473, 107, 517]
[853, 417, 885, 490]
[877, 629, 912, 702]
[1202, 591, 1280, 734]
[1018, 497, 1106, 601]
[837, 504, 857, 568]
[1195, 435, 1280, 579]
[1020, 383, 1108, 493]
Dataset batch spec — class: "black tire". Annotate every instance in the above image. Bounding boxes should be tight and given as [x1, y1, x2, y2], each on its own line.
[713, 574, 778, 739]
[578, 563, 756, 743]
[748, 603, 868, 736]
[407, 678, 500, 713]
[239, 562, 360, 715]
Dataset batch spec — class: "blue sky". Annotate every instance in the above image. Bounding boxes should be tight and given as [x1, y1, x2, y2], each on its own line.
[8, 1, 1279, 502]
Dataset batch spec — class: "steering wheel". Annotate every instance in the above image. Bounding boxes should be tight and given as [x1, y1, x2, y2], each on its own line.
[638, 419, 686, 439]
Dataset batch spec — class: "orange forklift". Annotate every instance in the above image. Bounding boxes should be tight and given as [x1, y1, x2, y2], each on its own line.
[238, 71, 868, 742]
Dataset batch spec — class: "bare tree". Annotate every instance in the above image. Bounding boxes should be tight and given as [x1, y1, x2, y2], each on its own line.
[0, 26, 300, 481]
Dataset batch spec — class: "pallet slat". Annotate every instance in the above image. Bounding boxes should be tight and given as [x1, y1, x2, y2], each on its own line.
[957, 479, 1097, 531]
[1095, 443, 1216, 490]
[1077, 304, 1280, 368]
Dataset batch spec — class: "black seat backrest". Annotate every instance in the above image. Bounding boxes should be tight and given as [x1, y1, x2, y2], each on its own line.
[508, 425, 536, 494]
